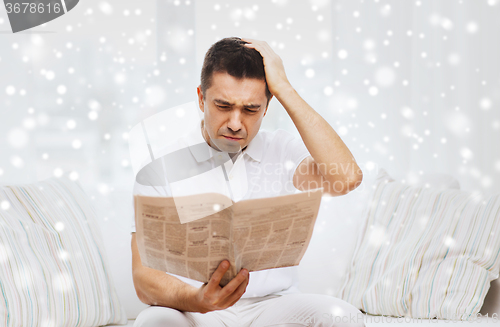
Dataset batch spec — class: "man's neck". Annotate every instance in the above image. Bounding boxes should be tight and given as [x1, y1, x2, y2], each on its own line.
[228, 152, 238, 162]
[229, 145, 247, 162]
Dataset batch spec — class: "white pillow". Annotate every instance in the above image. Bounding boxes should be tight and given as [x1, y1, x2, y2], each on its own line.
[340, 169, 500, 320]
[407, 172, 460, 190]
[0, 177, 127, 326]
[298, 168, 460, 297]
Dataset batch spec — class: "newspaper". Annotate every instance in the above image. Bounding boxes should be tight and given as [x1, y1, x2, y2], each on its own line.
[134, 188, 323, 286]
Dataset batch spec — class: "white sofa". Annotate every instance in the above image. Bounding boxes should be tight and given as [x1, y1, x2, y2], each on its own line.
[295, 170, 500, 326]
[2, 168, 499, 326]
[93, 168, 500, 326]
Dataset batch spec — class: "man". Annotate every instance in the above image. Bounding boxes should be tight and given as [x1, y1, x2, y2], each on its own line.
[131, 37, 364, 326]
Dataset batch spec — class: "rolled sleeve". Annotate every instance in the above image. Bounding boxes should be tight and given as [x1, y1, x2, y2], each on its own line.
[278, 130, 311, 191]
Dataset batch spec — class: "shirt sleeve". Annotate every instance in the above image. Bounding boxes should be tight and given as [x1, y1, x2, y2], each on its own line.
[278, 129, 311, 191]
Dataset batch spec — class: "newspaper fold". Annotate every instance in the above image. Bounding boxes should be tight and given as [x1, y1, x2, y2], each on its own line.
[134, 188, 323, 286]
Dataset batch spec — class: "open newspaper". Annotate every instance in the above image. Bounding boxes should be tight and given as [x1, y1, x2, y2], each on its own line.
[134, 188, 323, 286]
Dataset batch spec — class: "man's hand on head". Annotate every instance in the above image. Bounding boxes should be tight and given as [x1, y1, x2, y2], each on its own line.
[192, 260, 249, 313]
[241, 38, 293, 98]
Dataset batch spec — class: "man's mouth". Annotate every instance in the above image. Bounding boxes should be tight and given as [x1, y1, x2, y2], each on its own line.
[223, 136, 242, 141]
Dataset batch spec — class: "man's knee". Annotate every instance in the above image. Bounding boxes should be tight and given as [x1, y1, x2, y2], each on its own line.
[133, 306, 191, 327]
[292, 294, 365, 327]
[319, 295, 365, 327]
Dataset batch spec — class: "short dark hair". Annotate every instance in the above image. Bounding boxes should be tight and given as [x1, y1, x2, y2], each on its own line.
[200, 37, 272, 105]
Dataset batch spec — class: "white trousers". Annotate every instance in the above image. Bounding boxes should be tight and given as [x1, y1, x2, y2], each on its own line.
[133, 293, 366, 327]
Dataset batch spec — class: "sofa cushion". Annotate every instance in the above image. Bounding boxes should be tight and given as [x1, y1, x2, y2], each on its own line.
[0, 177, 127, 326]
[298, 168, 461, 297]
[340, 169, 500, 320]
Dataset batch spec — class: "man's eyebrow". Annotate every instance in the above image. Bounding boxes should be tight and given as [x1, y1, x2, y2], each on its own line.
[214, 99, 232, 106]
[213, 99, 261, 109]
[244, 104, 261, 109]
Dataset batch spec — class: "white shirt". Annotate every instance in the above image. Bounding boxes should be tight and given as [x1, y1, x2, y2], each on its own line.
[132, 125, 311, 298]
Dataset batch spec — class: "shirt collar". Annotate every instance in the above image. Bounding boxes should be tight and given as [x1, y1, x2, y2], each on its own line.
[185, 126, 214, 163]
[186, 126, 264, 163]
[242, 131, 263, 162]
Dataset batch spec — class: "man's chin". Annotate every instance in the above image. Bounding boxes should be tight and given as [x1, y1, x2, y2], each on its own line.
[212, 137, 244, 153]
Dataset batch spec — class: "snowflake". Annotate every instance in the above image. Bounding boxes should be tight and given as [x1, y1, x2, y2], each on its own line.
[71, 139, 82, 150]
[466, 22, 479, 34]
[368, 86, 378, 96]
[5, 85, 15, 95]
[1, 201, 10, 211]
[53, 273, 74, 292]
[57, 85, 67, 94]
[54, 222, 65, 231]
[69, 172, 79, 181]
[375, 67, 396, 87]
[337, 49, 348, 59]
[480, 97, 492, 110]
[53, 168, 63, 177]
[8, 128, 29, 148]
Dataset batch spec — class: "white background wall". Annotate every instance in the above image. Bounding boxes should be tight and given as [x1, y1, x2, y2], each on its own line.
[1, 0, 499, 319]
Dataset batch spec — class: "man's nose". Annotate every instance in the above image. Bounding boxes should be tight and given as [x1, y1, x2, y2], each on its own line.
[227, 110, 242, 132]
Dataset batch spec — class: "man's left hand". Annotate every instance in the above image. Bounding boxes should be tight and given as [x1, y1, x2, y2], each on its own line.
[241, 38, 293, 98]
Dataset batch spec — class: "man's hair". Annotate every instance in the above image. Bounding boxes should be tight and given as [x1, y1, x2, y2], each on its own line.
[200, 37, 272, 105]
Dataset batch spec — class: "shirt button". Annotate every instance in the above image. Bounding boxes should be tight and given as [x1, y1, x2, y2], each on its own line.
[229, 175, 233, 180]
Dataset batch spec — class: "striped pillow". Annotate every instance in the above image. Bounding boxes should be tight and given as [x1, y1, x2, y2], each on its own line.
[341, 169, 500, 320]
[0, 177, 127, 327]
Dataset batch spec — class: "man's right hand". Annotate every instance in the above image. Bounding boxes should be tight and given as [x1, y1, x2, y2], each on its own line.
[192, 260, 249, 313]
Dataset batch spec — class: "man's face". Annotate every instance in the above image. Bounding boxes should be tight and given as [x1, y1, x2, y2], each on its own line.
[197, 72, 269, 153]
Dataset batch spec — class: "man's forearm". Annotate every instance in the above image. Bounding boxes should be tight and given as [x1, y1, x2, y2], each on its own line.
[131, 233, 201, 312]
[133, 265, 200, 311]
[240, 38, 361, 188]
[275, 86, 362, 186]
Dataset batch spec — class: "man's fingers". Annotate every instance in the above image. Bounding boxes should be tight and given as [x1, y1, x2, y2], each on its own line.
[240, 37, 257, 43]
[219, 269, 250, 307]
[241, 37, 270, 50]
[206, 260, 230, 291]
[242, 40, 278, 62]
[218, 268, 248, 299]
[241, 37, 267, 47]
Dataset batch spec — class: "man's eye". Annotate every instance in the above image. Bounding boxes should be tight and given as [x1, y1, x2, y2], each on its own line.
[217, 105, 229, 109]
[246, 109, 258, 113]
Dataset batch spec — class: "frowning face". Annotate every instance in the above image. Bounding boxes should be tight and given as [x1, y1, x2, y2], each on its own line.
[197, 72, 269, 153]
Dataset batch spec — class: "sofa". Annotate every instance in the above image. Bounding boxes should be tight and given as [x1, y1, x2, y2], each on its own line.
[298, 168, 500, 326]
[1, 167, 499, 326]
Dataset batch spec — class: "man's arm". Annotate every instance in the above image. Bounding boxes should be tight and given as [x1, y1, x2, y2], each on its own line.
[242, 38, 363, 196]
[131, 233, 249, 313]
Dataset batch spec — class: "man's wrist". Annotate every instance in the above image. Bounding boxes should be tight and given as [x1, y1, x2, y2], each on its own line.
[182, 284, 204, 313]
[273, 83, 296, 101]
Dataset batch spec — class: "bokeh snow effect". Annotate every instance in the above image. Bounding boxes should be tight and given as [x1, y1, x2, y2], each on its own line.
[0, 0, 499, 202]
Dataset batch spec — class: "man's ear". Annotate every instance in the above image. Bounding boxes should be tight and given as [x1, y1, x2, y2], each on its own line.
[197, 85, 205, 113]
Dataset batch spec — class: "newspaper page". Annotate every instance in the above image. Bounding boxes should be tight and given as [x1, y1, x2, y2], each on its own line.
[134, 188, 323, 287]
[134, 193, 237, 285]
[232, 188, 323, 273]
